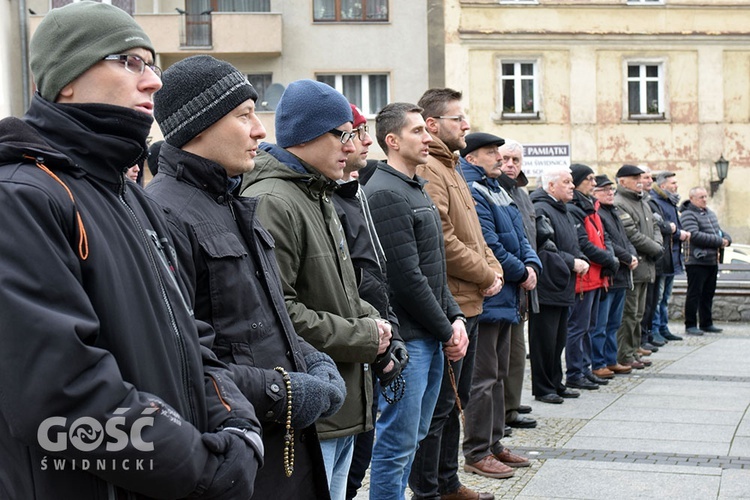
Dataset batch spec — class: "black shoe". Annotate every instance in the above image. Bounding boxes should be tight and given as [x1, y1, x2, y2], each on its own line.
[702, 325, 723, 333]
[642, 342, 659, 352]
[507, 415, 537, 429]
[685, 327, 704, 336]
[504, 425, 513, 436]
[535, 393, 564, 404]
[585, 372, 609, 385]
[650, 338, 666, 347]
[566, 377, 599, 390]
[558, 388, 581, 398]
[518, 405, 532, 414]
[662, 331, 683, 341]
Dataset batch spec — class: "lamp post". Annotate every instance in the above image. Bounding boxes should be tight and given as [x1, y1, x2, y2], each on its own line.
[709, 154, 729, 196]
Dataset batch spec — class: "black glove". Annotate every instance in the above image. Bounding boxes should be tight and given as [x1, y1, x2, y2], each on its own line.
[288, 352, 346, 428]
[372, 339, 408, 387]
[190, 430, 261, 500]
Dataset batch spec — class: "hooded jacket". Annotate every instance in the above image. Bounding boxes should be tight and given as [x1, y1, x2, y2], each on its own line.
[679, 200, 731, 266]
[530, 187, 585, 307]
[362, 162, 463, 342]
[459, 158, 541, 324]
[240, 143, 380, 439]
[567, 190, 618, 293]
[614, 186, 663, 283]
[146, 144, 330, 499]
[416, 136, 503, 317]
[0, 95, 261, 499]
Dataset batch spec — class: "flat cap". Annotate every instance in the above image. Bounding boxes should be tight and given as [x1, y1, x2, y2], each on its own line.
[460, 132, 505, 158]
[594, 174, 613, 187]
[616, 164, 644, 178]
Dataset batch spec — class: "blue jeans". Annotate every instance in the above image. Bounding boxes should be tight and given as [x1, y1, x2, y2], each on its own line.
[320, 435, 355, 500]
[565, 289, 600, 381]
[652, 274, 675, 334]
[369, 337, 444, 500]
[590, 288, 626, 369]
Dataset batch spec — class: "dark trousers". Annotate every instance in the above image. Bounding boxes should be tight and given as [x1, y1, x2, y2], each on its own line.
[529, 305, 568, 397]
[409, 316, 479, 498]
[345, 381, 377, 500]
[504, 320, 527, 423]
[640, 280, 658, 343]
[462, 321, 511, 464]
[685, 265, 718, 328]
[565, 289, 600, 382]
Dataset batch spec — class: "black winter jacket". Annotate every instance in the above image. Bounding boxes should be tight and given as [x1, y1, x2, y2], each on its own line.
[597, 203, 638, 290]
[146, 145, 330, 499]
[530, 187, 585, 306]
[363, 162, 463, 343]
[679, 200, 731, 266]
[0, 96, 261, 499]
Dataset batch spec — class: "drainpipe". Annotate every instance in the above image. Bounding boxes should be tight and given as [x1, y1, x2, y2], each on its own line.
[18, 0, 30, 111]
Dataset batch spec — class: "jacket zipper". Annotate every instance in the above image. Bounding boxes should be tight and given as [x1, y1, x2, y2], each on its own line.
[118, 182, 197, 424]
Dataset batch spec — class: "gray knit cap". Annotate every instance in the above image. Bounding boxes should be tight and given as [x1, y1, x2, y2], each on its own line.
[30, 1, 155, 102]
[275, 80, 353, 148]
[154, 55, 258, 148]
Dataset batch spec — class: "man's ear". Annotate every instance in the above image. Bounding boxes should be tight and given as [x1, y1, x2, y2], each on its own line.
[385, 133, 399, 151]
[424, 116, 439, 135]
[57, 84, 74, 101]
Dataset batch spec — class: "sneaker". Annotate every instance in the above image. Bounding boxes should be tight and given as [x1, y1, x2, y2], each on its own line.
[463, 456, 515, 479]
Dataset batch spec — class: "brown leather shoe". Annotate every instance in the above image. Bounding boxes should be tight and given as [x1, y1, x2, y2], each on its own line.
[637, 347, 652, 356]
[625, 360, 645, 369]
[495, 448, 531, 468]
[441, 484, 498, 499]
[607, 363, 632, 374]
[592, 367, 615, 379]
[463, 455, 515, 479]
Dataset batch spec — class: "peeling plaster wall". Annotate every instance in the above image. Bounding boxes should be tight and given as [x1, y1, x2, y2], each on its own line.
[447, 0, 750, 241]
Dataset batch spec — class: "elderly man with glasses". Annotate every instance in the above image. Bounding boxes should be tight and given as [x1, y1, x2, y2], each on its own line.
[241, 80, 392, 500]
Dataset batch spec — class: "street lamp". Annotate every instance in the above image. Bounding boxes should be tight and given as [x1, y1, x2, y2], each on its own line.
[710, 154, 729, 196]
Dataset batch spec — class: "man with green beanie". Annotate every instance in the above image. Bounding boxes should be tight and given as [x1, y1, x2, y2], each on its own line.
[241, 79, 392, 500]
[0, 3, 264, 499]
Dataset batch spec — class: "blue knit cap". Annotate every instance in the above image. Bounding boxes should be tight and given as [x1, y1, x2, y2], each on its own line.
[275, 80, 353, 148]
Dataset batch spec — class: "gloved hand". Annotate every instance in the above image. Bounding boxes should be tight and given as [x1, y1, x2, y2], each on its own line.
[190, 430, 261, 500]
[372, 339, 408, 387]
[288, 352, 346, 428]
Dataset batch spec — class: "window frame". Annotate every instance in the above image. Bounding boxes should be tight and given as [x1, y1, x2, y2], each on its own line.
[313, 0, 389, 23]
[624, 59, 667, 121]
[246, 73, 273, 111]
[315, 73, 390, 116]
[496, 58, 541, 120]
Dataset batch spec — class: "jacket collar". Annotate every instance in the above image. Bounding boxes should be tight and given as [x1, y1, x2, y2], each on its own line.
[616, 185, 644, 200]
[375, 161, 427, 188]
[427, 134, 458, 169]
[158, 143, 240, 198]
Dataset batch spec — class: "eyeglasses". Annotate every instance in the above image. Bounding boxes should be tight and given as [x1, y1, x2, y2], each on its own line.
[435, 115, 468, 123]
[328, 128, 357, 144]
[355, 125, 369, 141]
[103, 54, 162, 78]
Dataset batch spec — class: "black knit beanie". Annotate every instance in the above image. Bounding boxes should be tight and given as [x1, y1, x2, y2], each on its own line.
[154, 55, 258, 148]
[570, 163, 595, 187]
[30, 1, 155, 102]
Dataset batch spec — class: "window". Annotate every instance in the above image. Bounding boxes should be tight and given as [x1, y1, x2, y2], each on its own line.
[316, 74, 389, 115]
[499, 60, 538, 118]
[626, 62, 664, 118]
[186, 0, 270, 13]
[313, 0, 388, 22]
[247, 74, 273, 111]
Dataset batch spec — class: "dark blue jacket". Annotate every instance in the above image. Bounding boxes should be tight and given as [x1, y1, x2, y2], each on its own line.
[649, 186, 684, 276]
[459, 159, 541, 324]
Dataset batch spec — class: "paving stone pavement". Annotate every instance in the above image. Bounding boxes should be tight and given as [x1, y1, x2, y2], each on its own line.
[354, 321, 750, 499]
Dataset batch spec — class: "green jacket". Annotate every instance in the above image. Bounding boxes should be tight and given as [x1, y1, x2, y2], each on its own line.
[241, 143, 380, 439]
[614, 186, 663, 283]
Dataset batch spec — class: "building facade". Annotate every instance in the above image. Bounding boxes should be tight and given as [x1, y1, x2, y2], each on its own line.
[444, 0, 750, 240]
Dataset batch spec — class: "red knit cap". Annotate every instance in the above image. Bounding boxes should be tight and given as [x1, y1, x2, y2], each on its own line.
[350, 104, 367, 128]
